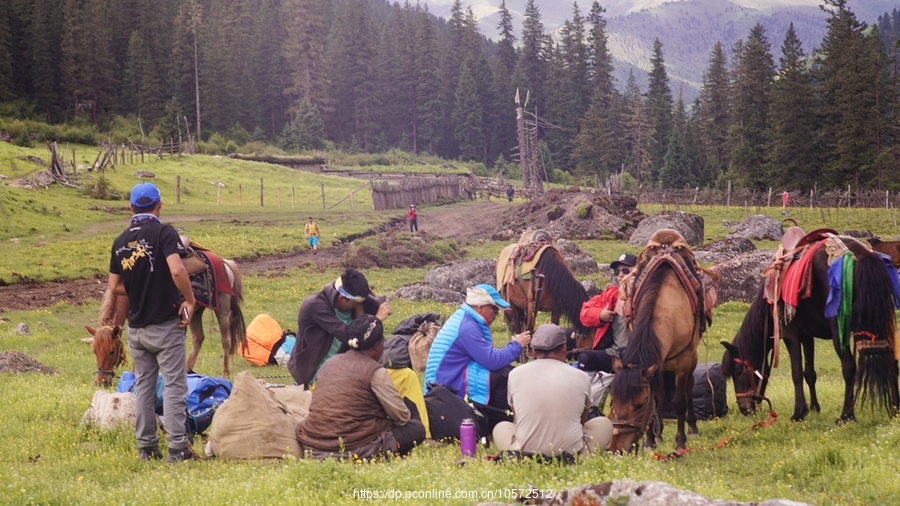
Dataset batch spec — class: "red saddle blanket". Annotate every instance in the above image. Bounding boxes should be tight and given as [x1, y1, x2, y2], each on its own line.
[189, 250, 232, 311]
[779, 240, 826, 308]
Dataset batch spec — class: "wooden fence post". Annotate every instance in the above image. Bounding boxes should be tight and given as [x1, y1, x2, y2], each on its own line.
[321, 183, 325, 209]
[239, 184, 242, 206]
[277, 187, 281, 207]
[307, 189, 310, 207]
[176, 175, 181, 204]
[767, 187, 772, 207]
[260, 178, 264, 207]
[726, 181, 731, 207]
[217, 185, 221, 206]
[349, 190, 354, 210]
[292, 186, 295, 209]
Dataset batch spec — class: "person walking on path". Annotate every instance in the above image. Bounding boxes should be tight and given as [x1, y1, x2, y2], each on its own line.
[781, 191, 790, 216]
[304, 217, 320, 255]
[108, 182, 198, 463]
[407, 204, 418, 232]
[506, 185, 515, 202]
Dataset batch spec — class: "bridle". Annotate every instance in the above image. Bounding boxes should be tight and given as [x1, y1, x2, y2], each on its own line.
[95, 326, 125, 382]
[732, 357, 773, 412]
[610, 383, 657, 448]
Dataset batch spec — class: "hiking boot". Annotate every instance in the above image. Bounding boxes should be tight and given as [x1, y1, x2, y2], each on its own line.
[166, 446, 201, 463]
[139, 447, 163, 461]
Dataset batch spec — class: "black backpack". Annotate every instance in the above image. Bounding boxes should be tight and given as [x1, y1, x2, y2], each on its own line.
[661, 362, 729, 420]
[424, 384, 488, 442]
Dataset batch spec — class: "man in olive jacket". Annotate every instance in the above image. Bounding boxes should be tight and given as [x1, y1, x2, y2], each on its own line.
[287, 268, 391, 386]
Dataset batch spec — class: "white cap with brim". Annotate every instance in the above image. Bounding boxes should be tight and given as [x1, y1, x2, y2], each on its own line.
[465, 284, 509, 309]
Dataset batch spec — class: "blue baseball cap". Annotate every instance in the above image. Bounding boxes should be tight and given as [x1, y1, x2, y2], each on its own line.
[130, 182, 161, 207]
[466, 283, 510, 309]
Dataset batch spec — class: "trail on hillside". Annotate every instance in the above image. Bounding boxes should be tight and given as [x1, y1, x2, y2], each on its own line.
[0, 201, 513, 313]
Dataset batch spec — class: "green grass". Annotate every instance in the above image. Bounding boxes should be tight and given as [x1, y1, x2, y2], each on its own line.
[3, 148, 900, 504]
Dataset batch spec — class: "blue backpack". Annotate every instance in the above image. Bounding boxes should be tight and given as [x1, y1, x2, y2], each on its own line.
[115, 372, 232, 434]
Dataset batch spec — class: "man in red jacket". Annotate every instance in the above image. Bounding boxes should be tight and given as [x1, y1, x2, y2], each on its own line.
[407, 204, 418, 232]
[575, 253, 637, 373]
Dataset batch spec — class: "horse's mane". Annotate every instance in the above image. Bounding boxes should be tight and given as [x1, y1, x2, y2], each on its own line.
[610, 263, 668, 401]
[535, 248, 588, 330]
[99, 289, 129, 327]
[721, 283, 771, 379]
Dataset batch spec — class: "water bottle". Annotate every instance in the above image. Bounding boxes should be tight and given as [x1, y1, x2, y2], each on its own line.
[460, 418, 476, 457]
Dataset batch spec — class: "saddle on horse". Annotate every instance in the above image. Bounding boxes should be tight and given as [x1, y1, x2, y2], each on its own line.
[496, 230, 554, 289]
[621, 229, 718, 335]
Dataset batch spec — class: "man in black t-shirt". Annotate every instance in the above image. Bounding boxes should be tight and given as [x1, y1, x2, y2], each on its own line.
[108, 182, 198, 463]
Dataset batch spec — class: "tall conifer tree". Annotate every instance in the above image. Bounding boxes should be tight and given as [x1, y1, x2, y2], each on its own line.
[645, 39, 673, 182]
[697, 42, 731, 187]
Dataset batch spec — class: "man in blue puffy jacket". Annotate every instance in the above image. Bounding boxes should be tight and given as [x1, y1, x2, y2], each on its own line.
[424, 284, 531, 431]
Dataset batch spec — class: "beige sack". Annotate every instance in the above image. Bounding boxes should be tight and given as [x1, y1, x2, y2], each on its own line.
[80, 391, 136, 429]
[208, 371, 311, 459]
[408, 321, 440, 372]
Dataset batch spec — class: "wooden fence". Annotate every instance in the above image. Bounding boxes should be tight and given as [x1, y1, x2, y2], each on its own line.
[370, 175, 467, 210]
[628, 186, 899, 210]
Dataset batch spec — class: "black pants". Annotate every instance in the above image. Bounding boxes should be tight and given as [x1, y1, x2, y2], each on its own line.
[392, 397, 426, 455]
[409, 218, 418, 232]
[483, 366, 514, 432]
[576, 350, 615, 374]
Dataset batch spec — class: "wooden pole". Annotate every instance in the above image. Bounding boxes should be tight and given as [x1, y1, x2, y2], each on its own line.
[321, 183, 325, 209]
[893, 203, 896, 227]
[726, 181, 731, 207]
[239, 184, 242, 206]
[260, 178, 264, 207]
[767, 187, 772, 207]
[349, 190, 354, 210]
[216, 185, 221, 206]
[744, 200, 748, 219]
[292, 186, 295, 209]
[176, 175, 181, 204]
[277, 187, 281, 207]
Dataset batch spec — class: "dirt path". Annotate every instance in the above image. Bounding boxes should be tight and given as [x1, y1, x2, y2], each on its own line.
[0, 201, 513, 313]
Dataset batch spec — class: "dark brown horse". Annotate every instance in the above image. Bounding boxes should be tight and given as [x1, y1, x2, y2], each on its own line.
[88, 258, 246, 381]
[496, 243, 588, 336]
[721, 236, 899, 423]
[607, 261, 702, 452]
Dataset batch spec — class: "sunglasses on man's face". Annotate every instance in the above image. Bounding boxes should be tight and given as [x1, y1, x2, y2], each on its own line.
[615, 267, 631, 275]
[490, 305, 501, 314]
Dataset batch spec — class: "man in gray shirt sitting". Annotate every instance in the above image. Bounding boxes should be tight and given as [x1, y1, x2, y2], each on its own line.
[493, 324, 612, 456]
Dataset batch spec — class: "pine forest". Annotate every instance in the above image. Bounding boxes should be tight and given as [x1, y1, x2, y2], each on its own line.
[3, 0, 900, 191]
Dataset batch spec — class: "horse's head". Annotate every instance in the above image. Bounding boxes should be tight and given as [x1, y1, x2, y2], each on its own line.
[607, 360, 658, 453]
[86, 325, 126, 387]
[721, 341, 763, 415]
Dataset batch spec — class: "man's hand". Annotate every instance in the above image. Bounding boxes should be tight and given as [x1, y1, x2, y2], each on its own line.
[375, 301, 392, 321]
[179, 300, 196, 329]
[600, 302, 615, 322]
[514, 330, 531, 348]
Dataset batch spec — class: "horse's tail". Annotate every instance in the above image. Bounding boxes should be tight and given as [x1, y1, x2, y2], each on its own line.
[535, 248, 589, 330]
[225, 260, 247, 356]
[851, 252, 899, 414]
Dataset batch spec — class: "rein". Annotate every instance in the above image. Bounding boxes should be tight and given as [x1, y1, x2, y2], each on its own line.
[610, 384, 656, 442]
[95, 326, 125, 380]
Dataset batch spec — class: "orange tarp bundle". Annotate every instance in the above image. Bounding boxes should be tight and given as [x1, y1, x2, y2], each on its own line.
[241, 314, 284, 366]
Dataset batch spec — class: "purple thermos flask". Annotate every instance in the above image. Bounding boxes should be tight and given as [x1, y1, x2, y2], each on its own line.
[460, 418, 476, 457]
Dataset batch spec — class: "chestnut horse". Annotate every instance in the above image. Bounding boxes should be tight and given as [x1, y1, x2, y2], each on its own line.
[87, 258, 246, 382]
[869, 238, 900, 268]
[607, 261, 701, 452]
[85, 288, 130, 386]
[496, 244, 588, 336]
[721, 236, 899, 423]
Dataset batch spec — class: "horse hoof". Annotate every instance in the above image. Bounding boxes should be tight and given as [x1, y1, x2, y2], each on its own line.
[834, 415, 855, 426]
[687, 430, 700, 438]
[811, 404, 821, 413]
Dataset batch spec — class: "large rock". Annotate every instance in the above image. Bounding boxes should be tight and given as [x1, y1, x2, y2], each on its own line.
[422, 258, 496, 294]
[479, 480, 812, 506]
[725, 214, 782, 241]
[709, 250, 774, 304]
[389, 283, 465, 305]
[629, 211, 704, 247]
[556, 238, 599, 274]
[695, 237, 757, 264]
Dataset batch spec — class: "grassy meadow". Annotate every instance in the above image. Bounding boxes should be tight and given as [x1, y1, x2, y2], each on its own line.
[2, 143, 900, 505]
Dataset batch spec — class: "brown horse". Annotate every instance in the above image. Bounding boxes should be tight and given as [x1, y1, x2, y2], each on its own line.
[869, 238, 900, 268]
[496, 243, 588, 336]
[607, 254, 703, 452]
[87, 258, 246, 381]
[85, 288, 130, 386]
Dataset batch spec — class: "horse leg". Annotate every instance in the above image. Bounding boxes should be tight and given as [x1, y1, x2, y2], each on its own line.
[685, 364, 699, 437]
[784, 336, 809, 421]
[832, 337, 857, 424]
[186, 306, 206, 374]
[216, 294, 233, 378]
[672, 369, 693, 450]
[803, 336, 820, 413]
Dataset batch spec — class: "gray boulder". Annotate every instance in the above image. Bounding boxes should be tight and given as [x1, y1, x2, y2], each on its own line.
[480, 480, 811, 506]
[556, 238, 599, 274]
[581, 279, 603, 298]
[709, 250, 775, 304]
[629, 211, 704, 247]
[14, 323, 30, 336]
[389, 283, 465, 305]
[422, 258, 496, 295]
[695, 237, 757, 264]
[725, 214, 782, 241]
